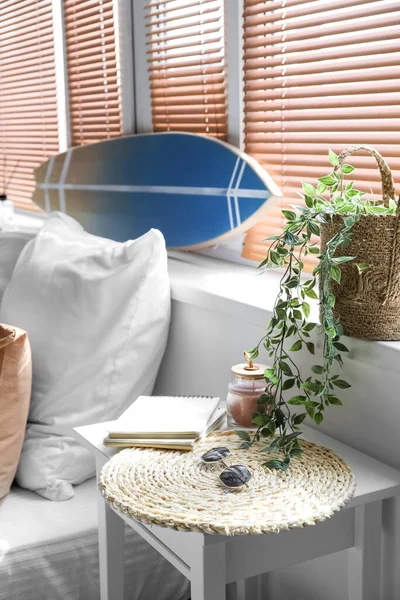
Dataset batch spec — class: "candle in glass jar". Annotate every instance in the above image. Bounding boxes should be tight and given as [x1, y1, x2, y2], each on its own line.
[227, 362, 268, 428]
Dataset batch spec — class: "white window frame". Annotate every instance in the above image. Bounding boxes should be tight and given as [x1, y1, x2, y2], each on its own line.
[131, 0, 244, 141]
[51, 0, 137, 156]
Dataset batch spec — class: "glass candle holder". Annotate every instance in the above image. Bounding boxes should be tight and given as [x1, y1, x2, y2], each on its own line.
[227, 361, 268, 428]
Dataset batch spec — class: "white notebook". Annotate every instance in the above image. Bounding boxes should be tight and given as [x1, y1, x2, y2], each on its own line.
[107, 395, 221, 440]
[103, 406, 226, 450]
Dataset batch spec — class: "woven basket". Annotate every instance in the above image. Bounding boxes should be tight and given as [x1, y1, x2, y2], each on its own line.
[320, 145, 400, 341]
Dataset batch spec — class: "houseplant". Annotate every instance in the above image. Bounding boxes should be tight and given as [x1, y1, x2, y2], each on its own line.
[237, 147, 397, 470]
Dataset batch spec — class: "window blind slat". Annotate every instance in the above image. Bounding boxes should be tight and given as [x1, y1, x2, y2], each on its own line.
[64, 0, 122, 146]
[0, 1, 58, 211]
[242, 0, 400, 270]
[146, 0, 227, 140]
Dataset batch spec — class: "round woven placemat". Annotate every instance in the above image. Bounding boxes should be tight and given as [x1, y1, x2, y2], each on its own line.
[99, 431, 355, 536]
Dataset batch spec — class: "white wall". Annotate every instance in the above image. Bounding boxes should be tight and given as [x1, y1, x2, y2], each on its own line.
[155, 263, 400, 599]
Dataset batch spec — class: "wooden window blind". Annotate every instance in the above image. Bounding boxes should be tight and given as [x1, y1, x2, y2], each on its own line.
[242, 0, 400, 266]
[145, 0, 228, 140]
[0, 0, 59, 211]
[64, 0, 122, 146]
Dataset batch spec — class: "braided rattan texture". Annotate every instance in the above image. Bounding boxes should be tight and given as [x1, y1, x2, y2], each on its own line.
[98, 431, 355, 536]
[321, 145, 400, 340]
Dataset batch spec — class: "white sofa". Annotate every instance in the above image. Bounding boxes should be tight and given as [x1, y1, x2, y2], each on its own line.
[0, 224, 190, 600]
[2, 225, 400, 600]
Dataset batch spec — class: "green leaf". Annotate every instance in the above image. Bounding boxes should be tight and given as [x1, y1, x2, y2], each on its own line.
[302, 182, 316, 196]
[309, 246, 320, 255]
[239, 441, 251, 449]
[276, 307, 287, 321]
[308, 221, 320, 236]
[333, 379, 351, 389]
[288, 395, 307, 405]
[328, 149, 339, 166]
[314, 412, 324, 425]
[264, 368, 275, 381]
[279, 361, 293, 377]
[260, 445, 274, 453]
[263, 459, 288, 471]
[253, 414, 270, 426]
[304, 194, 314, 208]
[333, 341, 349, 352]
[257, 393, 274, 405]
[318, 175, 336, 186]
[275, 408, 285, 427]
[326, 326, 337, 339]
[277, 246, 289, 256]
[293, 413, 307, 425]
[270, 250, 281, 265]
[284, 431, 302, 442]
[290, 448, 303, 458]
[293, 309, 303, 320]
[282, 210, 296, 221]
[282, 378, 296, 390]
[246, 347, 259, 360]
[236, 430, 251, 442]
[328, 396, 343, 406]
[306, 342, 315, 354]
[285, 277, 299, 289]
[305, 288, 318, 300]
[330, 265, 341, 283]
[302, 380, 319, 392]
[344, 216, 355, 228]
[327, 293, 336, 308]
[332, 255, 355, 264]
[356, 263, 369, 272]
[302, 302, 311, 318]
[317, 182, 327, 194]
[311, 365, 324, 374]
[342, 163, 355, 174]
[289, 339, 303, 352]
[303, 322, 317, 332]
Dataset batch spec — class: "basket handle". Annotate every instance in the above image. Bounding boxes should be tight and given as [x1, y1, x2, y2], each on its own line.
[333, 144, 396, 208]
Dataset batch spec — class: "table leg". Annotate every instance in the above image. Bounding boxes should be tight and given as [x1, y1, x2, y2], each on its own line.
[96, 459, 125, 600]
[226, 575, 273, 600]
[348, 501, 382, 600]
[191, 540, 226, 600]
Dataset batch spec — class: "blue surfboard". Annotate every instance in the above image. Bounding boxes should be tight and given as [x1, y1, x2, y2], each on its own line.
[33, 132, 282, 249]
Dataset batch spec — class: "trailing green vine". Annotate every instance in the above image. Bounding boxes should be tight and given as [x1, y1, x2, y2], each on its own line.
[237, 150, 396, 470]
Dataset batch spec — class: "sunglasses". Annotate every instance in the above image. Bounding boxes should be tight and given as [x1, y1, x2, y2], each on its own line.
[200, 447, 252, 491]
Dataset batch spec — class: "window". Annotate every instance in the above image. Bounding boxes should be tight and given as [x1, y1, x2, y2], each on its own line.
[0, 0, 59, 211]
[145, 0, 228, 140]
[64, 0, 123, 146]
[241, 0, 400, 264]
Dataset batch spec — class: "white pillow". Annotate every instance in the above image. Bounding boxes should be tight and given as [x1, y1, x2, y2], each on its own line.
[0, 213, 170, 501]
[0, 231, 34, 303]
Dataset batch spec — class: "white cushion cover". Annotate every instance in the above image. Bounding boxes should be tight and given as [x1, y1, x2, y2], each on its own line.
[0, 213, 170, 501]
[0, 231, 34, 303]
[0, 479, 189, 600]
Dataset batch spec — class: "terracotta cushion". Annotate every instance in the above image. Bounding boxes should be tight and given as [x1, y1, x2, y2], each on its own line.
[0, 324, 31, 502]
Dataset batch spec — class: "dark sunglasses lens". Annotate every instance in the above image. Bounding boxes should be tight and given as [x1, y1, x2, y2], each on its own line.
[201, 447, 230, 463]
[219, 465, 251, 488]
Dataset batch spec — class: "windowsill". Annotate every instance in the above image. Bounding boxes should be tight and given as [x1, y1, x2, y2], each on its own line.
[12, 210, 45, 234]
[10, 214, 400, 374]
[167, 250, 400, 373]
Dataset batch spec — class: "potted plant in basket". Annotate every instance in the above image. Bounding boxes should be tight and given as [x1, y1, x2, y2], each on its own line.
[237, 145, 399, 470]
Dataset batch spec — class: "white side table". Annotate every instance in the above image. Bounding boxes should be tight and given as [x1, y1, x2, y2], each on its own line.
[74, 423, 400, 600]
